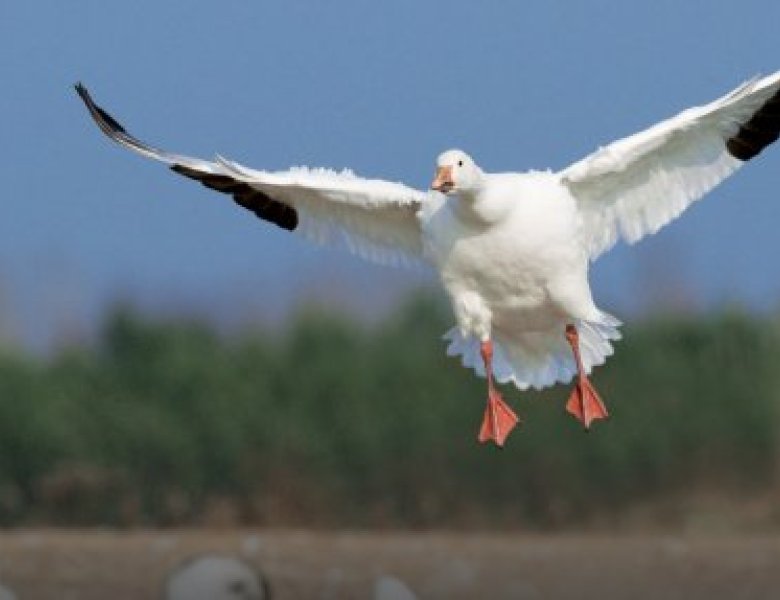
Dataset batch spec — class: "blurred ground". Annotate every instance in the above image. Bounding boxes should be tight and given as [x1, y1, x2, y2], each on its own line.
[0, 529, 779, 599]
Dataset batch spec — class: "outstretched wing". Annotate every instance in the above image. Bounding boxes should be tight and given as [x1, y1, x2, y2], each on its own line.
[75, 84, 428, 266]
[560, 71, 780, 260]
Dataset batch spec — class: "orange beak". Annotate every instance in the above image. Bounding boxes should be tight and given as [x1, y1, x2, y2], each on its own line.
[431, 166, 454, 193]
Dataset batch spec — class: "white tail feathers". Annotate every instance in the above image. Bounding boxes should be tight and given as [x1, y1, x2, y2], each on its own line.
[444, 312, 621, 391]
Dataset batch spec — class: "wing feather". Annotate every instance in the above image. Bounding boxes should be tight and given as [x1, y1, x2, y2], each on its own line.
[561, 72, 780, 259]
[75, 83, 427, 265]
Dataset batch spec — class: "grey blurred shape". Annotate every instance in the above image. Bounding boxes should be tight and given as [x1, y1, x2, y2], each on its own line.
[164, 555, 270, 600]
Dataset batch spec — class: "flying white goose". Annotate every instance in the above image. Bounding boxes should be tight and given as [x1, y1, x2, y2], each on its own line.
[76, 71, 780, 447]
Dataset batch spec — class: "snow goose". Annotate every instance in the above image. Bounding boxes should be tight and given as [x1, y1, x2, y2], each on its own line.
[76, 71, 780, 446]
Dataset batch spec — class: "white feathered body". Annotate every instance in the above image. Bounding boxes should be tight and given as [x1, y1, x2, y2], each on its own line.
[422, 171, 620, 390]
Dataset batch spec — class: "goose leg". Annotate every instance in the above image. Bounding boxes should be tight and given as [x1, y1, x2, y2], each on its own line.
[564, 324, 609, 429]
[477, 340, 520, 447]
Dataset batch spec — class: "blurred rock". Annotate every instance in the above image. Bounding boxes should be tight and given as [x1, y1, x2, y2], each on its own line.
[373, 575, 417, 600]
[165, 555, 270, 600]
[0, 583, 17, 600]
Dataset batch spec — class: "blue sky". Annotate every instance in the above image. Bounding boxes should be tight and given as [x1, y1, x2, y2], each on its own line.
[3, 1, 780, 351]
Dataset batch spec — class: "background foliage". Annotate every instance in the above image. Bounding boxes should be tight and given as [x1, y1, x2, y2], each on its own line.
[0, 294, 778, 529]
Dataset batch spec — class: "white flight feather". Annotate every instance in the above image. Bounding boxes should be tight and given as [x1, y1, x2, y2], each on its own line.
[562, 71, 780, 259]
[215, 156, 428, 266]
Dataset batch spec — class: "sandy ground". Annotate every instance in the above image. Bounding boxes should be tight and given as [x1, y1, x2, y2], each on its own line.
[0, 529, 779, 599]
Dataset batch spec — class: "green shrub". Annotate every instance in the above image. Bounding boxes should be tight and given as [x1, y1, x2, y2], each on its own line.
[0, 296, 777, 528]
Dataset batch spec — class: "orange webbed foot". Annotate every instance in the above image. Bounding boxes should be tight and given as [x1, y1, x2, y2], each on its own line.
[566, 376, 609, 430]
[478, 389, 520, 447]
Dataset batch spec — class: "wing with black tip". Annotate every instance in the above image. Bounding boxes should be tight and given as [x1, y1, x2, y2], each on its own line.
[76, 83, 428, 265]
[561, 72, 780, 259]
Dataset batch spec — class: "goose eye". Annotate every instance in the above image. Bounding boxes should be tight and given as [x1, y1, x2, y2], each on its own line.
[458, 160, 464, 167]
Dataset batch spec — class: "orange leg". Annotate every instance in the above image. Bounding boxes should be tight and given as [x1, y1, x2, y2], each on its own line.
[564, 325, 609, 429]
[477, 340, 520, 447]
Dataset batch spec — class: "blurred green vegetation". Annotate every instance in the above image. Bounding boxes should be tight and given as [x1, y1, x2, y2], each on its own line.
[0, 294, 779, 529]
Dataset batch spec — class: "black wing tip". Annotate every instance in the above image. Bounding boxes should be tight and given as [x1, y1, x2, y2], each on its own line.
[170, 164, 298, 231]
[74, 82, 95, 113]
[726, 87, 780, 161]
[79, 86, 299, 233]
[170, 164, 198, 179]
[74, 81, 128, 136]
[73, 81, 97, 113]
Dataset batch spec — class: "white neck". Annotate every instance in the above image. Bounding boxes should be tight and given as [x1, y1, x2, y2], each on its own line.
[451, 184, 487, 223]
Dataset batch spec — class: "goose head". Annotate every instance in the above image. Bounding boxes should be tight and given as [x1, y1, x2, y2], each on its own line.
[431, 149, 484, 196]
